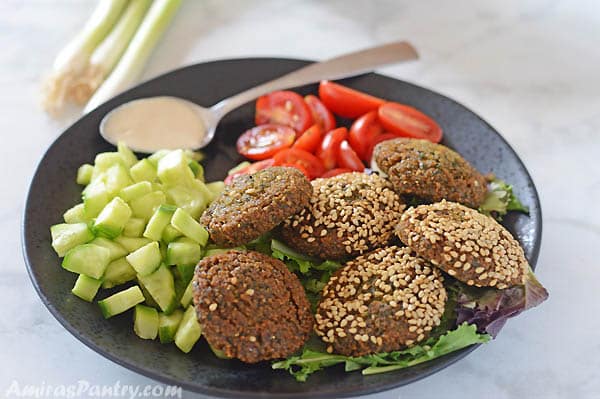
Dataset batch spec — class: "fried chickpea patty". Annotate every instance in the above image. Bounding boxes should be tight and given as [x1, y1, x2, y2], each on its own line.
[200, 166, 312, 247]
[315, 246, 446, 357]
[396, 200, 529, 288]
[373, 138, 487, 208]
[279, 172, 405, 260]
[192, 250, 313, 363]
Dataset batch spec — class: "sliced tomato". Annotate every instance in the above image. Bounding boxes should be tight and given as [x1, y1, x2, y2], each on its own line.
[378, 102, 443, 143]
[279, 163, 310, 179]
[304, 94, 336, 132]
[236, 124, 295, 160]
[348, 111, 385, 161]
[224, 158, 275, 184]
[319, 81, 386, 118]
[273, 148, 326, 179]
[292, 124, 323, 153]
[316, 127, 348, 170]
[365, 133, 400, 163]
[337, 140, 365, 172]
[321, 168, 353, 178]
[255, 91, 313, 133]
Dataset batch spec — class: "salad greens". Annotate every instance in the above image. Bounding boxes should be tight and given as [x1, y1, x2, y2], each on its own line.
[480, 178, 529, 220]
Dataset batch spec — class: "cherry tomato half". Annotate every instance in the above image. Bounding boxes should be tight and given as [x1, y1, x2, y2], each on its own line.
[319, 81, 386, 118]
[273, 148, 326, 179]
[292, 124, 323, 153]
[348, 111, 385, 161]
[378, 102, 443, 143]
[337, 140, 365, 172]
[316, 127, 348, 170]
[305, 95, 336, 132]
[224, 158, 275, 184]
[255, 91, 313, 133]
[321, 168, 352, 178]
[365, 133, 400, 163]
[236, 124, 296, 160]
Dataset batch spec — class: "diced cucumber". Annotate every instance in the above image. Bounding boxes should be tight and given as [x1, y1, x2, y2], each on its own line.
[188, 160, 204, 180]
[204, 248, 231, 257]
[98, 286, 145, 319]
[114, 236, 151, 252]
[94, 152, 128, 172]
[158, 309, 183, 343]
[133, 304, 159, 340]
[119, 181, 153, 202]
[180, 279, 193, 308]
[137, 265, 176, 313]
[166, 240, 201, 266]
[161, 225, 182, 243]
[117, 142, 138, 167]
[171, 208, 209, 246]
[82, 179, 109, 218]
[90, 237, 128, 261]
[206, 181, 225, 202]
[144, 205, 177, 241]
[51, 223, 95, 257]
[102, 257, 136, 289]
[174, 306, 202, 353]
[71, 274, 102, 302]
[126, 241, 162, 276]
[164, 185, 208, 220]
[130, 159, 157, 183]
[158, 150, 196, 186]
[62, 244, 110, 279]
[63, 203, 88, 224]
[210, 345, 230, 359]
[122, 217, 146, 237]
[102, 163, 134, 197]
[228, 161, 250, 175]
[147, 149, 171, 167]
[138, 279, 160, 308]
[130, 191, 166, 220]
[93, 197, 132, 238]
[176, 264, 196, 284]
[77, 164, 94, 185]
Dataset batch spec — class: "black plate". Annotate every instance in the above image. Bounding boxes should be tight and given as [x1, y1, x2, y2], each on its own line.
[22, 58, 541, 398]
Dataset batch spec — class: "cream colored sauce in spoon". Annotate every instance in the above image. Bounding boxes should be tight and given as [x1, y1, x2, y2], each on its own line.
[101, 97, 207, 153]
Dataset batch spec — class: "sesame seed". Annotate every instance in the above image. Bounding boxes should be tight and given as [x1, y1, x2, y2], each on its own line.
[209, 303, 218, 311]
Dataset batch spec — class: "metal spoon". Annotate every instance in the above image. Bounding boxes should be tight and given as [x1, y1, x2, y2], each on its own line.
[100, 41, 418, 153]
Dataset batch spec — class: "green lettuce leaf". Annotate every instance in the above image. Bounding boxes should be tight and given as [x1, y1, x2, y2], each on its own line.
[479, 178, 529, 220]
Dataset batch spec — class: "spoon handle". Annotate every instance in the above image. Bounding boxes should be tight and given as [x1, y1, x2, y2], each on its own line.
[211, 41, 418, 117]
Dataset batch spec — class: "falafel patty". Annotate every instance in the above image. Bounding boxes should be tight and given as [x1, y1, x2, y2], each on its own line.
[396, 200, 528, 288]
[279, 172, 405, 260]
[200, 166, 312, 247]
[192, 250, 313, 363]
[373, 138, 487, 208]
[315, 246, 446, 357]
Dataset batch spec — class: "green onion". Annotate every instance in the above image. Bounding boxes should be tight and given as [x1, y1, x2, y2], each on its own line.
[84, 0, 182, 113]
[42, 0, 128, 114]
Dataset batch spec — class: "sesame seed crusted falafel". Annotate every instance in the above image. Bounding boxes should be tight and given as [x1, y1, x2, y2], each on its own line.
[279, 172, 405, 260]
[315, 246, 447, 357]
[373, 138, 487, 208]
[192, 250, 313, 363]
[200, 166, 312, 247]
[396, 200, 529, 288]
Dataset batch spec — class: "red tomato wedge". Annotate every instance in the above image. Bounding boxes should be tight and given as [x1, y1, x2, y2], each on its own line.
[378, 102, 443, 143]
[236, 124, 295, 160]
[337, 140, 365, 171]
[304, 95, 336, 132]
[273, 148, 326, 179]
[365, 133, 400, 163]
[321, 168, 352, 178]
[319, 81, 386, 118]
[292, 124, 323, 153]
[316, 127, 348, 170]
[255, 91, 313, 132]
[348, 111, 385, 161]
[224, 158, 275, 184]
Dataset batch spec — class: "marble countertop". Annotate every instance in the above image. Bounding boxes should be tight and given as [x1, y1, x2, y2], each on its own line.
[2, 1, 599, 398]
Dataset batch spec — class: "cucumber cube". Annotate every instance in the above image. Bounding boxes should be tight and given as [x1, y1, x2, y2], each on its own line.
[117, 142, 138, 167]
[62, 244, 111, 279]
[206, 181, 225, 202]
[122, 217, 146, 237]
[63, 203, 88, 224]
[71, 274, 102, 302]
[137, 265, 176, 313]
[119, 181, 153, 202]
[93, 197, 132, 238]
[180, 279, 193, 308]
[130, 191, 166, 220]
[126, 241, 162, 276]
[98, 286, 145, 319]
[158, 309, 183, 343]
[188, 160, 204, 180]
[114, 236, 151, 252]
[166, 241, 201, 266]
[144, 205, 177, 241]
[94, 152, 128, 172]
[90, 237, 128, 261]
[102, 257, 137, 289]
[76, 164, 94, 185]
[157, 150, 195, 186]
[102, 163, 134, 197]
[174, 306, 202, 353]
[176, 263, 196, 285]
[171, 208, 208, 246]
[51, 223, 94, 257]
[82, 179, 109, 218]
[210, 345, 230, 359]
[161, 225, 182, 243]
[147, 149, 171, 167]
[130, 159, 157, 183]
[134, 305, 159, 340]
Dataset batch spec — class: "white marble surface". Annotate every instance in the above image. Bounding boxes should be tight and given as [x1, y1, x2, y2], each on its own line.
[2, 0, 600, 398]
